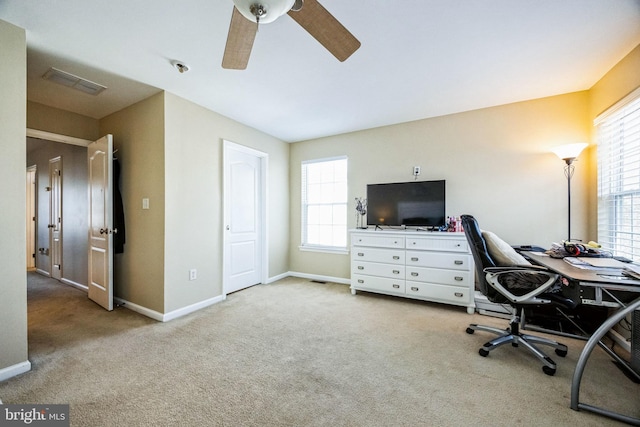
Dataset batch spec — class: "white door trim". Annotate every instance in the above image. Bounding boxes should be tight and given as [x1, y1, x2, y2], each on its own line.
[222, 140, 268, 297]
[27, 129, 91, 147]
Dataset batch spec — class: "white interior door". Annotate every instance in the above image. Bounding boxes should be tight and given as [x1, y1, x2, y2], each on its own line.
[26, 165, 37, 270]
[88, 135, 113, 310]
[223, 141, 266, 295]
[49, 156, 62, 280]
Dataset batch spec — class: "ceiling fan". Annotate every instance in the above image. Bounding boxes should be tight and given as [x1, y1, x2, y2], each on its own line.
[222, 0, 361, 69]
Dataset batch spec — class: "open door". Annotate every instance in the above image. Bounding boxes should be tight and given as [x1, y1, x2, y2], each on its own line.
[88, 135, 113, 310]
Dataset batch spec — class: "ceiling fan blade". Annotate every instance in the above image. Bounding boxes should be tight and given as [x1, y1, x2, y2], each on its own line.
[222, 7, 258, 70]
[287, 0, 360, 62]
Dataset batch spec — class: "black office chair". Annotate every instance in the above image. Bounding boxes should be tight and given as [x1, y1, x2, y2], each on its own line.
[461, 214, 575, 376]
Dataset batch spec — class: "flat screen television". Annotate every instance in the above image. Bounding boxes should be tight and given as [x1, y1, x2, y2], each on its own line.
[366, 180, 446, 228]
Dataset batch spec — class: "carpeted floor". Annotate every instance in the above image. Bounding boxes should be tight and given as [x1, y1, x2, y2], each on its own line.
[0, 272, 637, 426]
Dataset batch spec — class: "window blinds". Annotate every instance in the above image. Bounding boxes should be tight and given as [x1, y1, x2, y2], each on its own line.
[596, 90, 640, 260]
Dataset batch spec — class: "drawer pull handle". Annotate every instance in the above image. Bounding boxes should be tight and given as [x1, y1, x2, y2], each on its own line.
[392, 284, 400, 289]
[411, 287, 419, 291]
[454, 260, 464, 265]
[411, 272, 419, 277]
[411, 257, 419, 261]
[454, 292, 464, 298]
[392, 255, 400, 260]
[412, 242, 416, 245]
[455, 276, 463, 281]
[358, 266, 364, 270]
[358, 279, 364, 284]
[357, 252, 364, 257]
[394, 241, 398, 244]
[393, 270, 400, 274]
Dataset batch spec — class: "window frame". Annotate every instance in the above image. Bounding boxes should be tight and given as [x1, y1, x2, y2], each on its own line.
[595, 86, 640, 261]
[300, 156, 349, 254]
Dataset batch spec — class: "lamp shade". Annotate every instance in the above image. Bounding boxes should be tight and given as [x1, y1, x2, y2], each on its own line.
[551, 143, 588, 161]
[232, 0, 295, 24]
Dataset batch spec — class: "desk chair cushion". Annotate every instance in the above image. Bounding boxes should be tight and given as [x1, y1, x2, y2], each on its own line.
[482, 230, 530, 266]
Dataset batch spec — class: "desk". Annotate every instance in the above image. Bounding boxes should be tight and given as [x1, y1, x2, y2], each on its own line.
[523, 251, 640, 425]
[523, 252, 640, 307]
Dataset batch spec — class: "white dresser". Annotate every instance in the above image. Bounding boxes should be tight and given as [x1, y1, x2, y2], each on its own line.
[350, 229, 476, 314]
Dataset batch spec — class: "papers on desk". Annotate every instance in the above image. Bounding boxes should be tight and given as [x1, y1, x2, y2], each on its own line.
[622, 264, 640, 280]
[563, 256, 627, 270]
[563, 256, 640, 281]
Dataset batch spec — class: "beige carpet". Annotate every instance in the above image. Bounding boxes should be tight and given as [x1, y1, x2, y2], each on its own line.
[0, 272, 637, 426]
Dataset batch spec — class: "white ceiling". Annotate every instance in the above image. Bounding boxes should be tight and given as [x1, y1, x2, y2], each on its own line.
[2, 0, 640, 142]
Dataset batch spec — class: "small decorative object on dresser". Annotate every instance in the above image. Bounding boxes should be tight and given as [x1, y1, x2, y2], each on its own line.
[355, 197, 367, 229]
[350, 229, 476, 314]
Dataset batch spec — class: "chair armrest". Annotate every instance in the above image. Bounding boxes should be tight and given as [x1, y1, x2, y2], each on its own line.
[483, 266, 559, 304]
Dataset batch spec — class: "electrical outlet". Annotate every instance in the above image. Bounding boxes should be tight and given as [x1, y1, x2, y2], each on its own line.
[189, 269, 197, 281]
[413, 166, 421, 176]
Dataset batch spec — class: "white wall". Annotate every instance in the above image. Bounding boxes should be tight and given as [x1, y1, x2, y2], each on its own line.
[290, 91, 591, 279]
[163, 92, 290, 313]
[0, 19, 29, 377]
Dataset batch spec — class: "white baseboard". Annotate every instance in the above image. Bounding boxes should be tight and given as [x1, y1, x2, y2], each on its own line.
[266, 272, 290, 284]
[0, 360, 31, 382]
[35, 269, 50, 277]
[60, 278, 88, 292]
[114, 295, 225, 323]
[287, 271, 350, 285]
[113, 297, 164, 321]
[609, 329, 631, 354]
[162, 295, 225, 322]
[115, 273, 346, 322]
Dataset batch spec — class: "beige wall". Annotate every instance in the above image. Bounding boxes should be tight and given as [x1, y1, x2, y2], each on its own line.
[589, 44, 640, 120]
[27, 101, 100, 141]
[290, 91, 592, 279]
[0, 20, 29, 374]
[100, 93, 166, 312]
[163, 92, 290, 312]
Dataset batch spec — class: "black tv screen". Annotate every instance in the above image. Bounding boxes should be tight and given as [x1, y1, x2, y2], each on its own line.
[366, 180, 446, 228]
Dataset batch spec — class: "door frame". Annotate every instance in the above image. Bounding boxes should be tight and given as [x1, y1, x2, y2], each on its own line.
[222, 139, 268, 297]
[48, 156, 63, 280]
[26, 129, 92, 280]
[26, 165, 37, 270]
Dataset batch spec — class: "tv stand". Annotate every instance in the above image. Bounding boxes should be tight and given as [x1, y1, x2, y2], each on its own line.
[350, 229, 475, 314]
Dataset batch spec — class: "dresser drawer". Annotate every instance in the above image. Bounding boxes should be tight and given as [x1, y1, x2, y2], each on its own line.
[351, 247, 405, 264]
[352, 234, 405, 249]
[406, 251, 471, 271]
[351, 261, 405, 279]
[352, 274, 405, 294]
[405, 281, 472, 305]
[406, 236, 468, 252]
[405, 266, 471, 287]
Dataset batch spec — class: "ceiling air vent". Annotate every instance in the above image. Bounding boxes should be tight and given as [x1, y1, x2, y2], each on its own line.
[42, 67, 107, 95]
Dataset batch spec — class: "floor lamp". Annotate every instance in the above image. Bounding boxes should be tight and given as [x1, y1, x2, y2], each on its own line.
[551, 143, 588, 241]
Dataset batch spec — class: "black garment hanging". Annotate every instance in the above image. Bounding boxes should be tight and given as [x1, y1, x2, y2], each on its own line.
[113, 157, 126, 254]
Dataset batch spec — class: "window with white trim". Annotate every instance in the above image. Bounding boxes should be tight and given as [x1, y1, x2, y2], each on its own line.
[596, 88, 640, 261]
[301, 157, 348, 251]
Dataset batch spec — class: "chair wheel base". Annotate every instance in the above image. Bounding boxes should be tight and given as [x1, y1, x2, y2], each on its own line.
[466, 327, 475, 334]
[555, 348, 567, 357]
[479, 348, 489, 357]
[542, 365, 556, 376]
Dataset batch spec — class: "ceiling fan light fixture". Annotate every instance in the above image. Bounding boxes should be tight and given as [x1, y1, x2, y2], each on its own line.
[232, 0, 295, 24]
